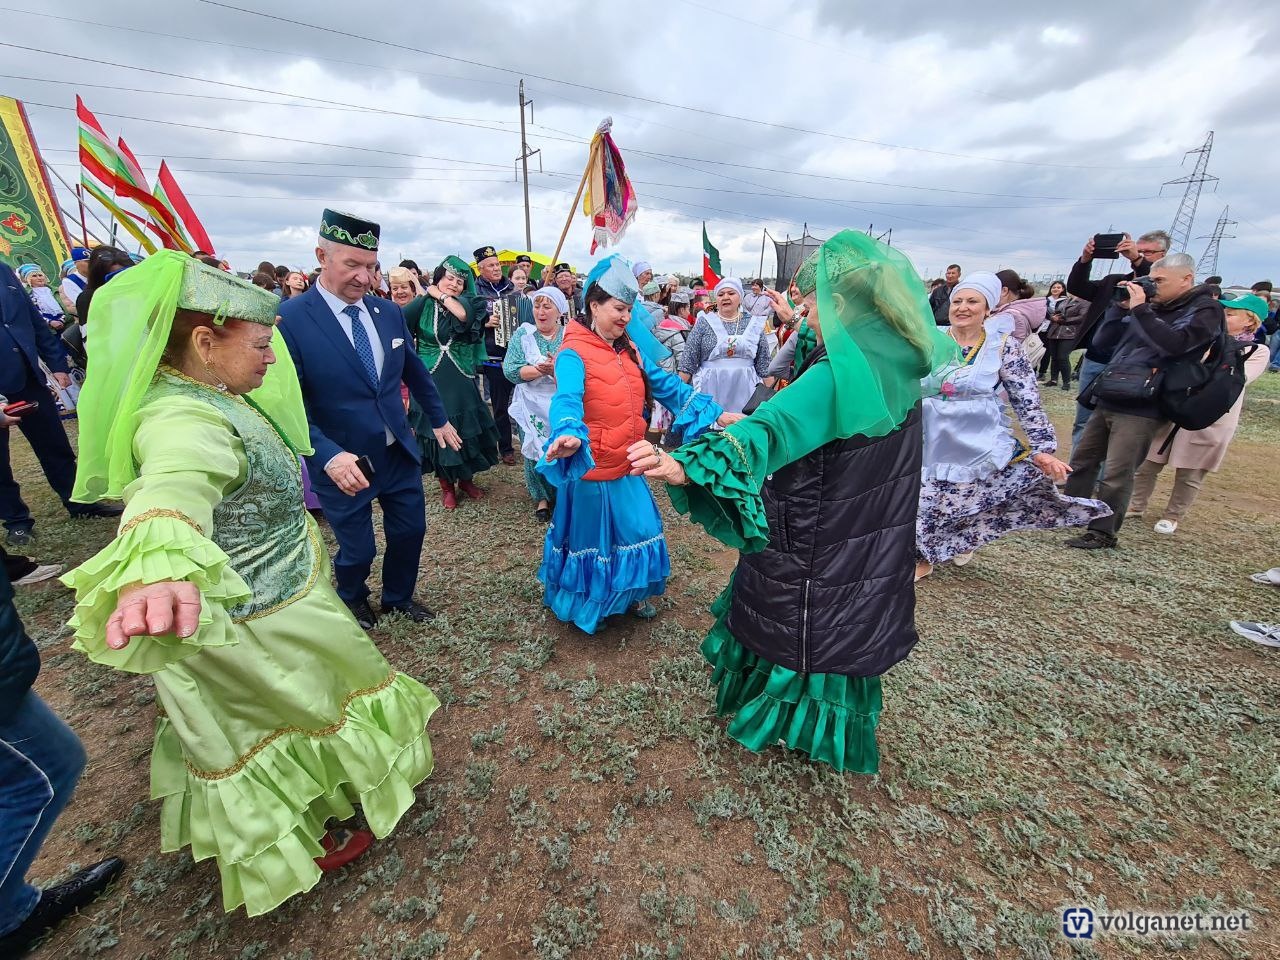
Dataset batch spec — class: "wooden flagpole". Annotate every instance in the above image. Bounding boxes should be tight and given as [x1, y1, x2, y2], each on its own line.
[548, 135, 600, 270]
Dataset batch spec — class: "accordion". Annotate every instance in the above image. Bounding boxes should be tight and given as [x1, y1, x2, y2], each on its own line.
[490, 293, 523, 349]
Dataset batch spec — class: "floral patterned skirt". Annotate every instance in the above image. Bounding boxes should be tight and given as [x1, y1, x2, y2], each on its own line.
[916, 460, 1111, 564]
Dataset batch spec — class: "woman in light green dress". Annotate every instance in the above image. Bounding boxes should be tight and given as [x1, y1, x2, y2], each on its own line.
[61, 252, 439, 916]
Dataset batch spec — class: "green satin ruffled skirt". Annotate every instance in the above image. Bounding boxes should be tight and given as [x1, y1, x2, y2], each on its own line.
[145, 581, 439, 916]
[700, 586, 882, 774]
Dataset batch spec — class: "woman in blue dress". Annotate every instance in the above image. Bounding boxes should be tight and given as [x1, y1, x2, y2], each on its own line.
[537, 256, 735, 634]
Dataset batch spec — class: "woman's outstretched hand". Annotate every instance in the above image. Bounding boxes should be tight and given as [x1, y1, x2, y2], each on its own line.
[626, 439, 688, 486]
[1032, 452, 1071, 484]
[544, 435, 582, 462]
[106, 581, 202, 650]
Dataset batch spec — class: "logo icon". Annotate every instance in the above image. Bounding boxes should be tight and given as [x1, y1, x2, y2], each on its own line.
[1063, 907, 1094, 939]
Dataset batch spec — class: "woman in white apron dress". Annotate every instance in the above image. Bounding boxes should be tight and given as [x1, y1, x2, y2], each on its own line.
[915, 273, 1109, 580]
[677, 278, 772, 416]
[504, 287, 568, 522]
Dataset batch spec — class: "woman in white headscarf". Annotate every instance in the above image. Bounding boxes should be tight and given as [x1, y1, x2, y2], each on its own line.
[915, 272, 1110, 580]
[677, 277, 773, 414]
[504, 285, 568, 522]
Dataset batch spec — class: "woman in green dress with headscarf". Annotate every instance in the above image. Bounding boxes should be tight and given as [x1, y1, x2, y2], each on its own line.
[630, 230, 955, 773]
[404, 256, 501, 509]
[60, 251, 439, 915]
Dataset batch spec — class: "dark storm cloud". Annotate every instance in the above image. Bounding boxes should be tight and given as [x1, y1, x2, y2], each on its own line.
[3, 0, 1275, 282]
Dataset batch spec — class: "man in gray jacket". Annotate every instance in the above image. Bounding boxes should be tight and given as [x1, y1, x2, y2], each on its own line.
[1063, 253, 1221, 550]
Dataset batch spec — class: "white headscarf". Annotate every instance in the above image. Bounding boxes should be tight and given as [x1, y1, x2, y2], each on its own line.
[950, 271, 1001, 311]
[713, 277, 744, 298]
[631, 260, 652, 279]
[530, 285, 569, 317]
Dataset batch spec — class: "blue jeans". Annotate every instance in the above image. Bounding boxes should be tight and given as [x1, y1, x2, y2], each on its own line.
[1072, 358, 1107, 451]
[0, 692, 86, 936]
[1268, 330, 1280, 371]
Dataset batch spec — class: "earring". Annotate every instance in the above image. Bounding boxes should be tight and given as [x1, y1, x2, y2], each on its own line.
[203, 357, 228, 393]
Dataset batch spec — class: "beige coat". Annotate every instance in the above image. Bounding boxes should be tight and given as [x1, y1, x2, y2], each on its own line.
[1146, 345, 1269, 472]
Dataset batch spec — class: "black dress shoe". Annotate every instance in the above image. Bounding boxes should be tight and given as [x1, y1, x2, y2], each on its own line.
[534, 507, 551, 523]
[68, 503, 124, 520]
[382, 600, 436, 623]
[1065, 530, 1117, 550]
[345, 599, 379, 630]
[0, 857, 124, 957]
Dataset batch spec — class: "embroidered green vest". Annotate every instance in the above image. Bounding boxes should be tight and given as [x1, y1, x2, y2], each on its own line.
[147, 372, 319, 621]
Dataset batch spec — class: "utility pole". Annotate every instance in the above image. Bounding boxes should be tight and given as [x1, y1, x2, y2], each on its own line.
[1164, 131, 1218, 253]
[1196, 205, 1236, 278]
[516, 80, 541, 252]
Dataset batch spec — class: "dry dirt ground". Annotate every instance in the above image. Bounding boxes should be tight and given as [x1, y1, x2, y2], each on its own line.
[12, 376, 1280, 960]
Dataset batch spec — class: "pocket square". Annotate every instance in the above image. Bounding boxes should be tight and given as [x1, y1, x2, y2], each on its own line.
[391, 338, 404, 348]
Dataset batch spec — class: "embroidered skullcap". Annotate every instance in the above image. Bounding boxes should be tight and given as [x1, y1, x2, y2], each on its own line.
[319, 209, 380, 251]
[178, 257, 279, 325]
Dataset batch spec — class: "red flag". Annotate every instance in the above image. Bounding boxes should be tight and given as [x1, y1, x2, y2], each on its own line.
[116, 137, 188, 251]
[156, 160, 215, 254]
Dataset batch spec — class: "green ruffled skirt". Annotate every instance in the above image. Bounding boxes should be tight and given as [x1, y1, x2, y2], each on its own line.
[63, 515, 439, 916]
[410, 360, 500, 483]
[701, 585, 882, 774]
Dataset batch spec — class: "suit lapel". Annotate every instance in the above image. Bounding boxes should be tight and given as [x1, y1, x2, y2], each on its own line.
[308, 287, 376, 391]
[365, 295, 397, 386]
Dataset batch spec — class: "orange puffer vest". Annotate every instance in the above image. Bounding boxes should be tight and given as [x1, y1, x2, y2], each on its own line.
[562, 322, 648, 481]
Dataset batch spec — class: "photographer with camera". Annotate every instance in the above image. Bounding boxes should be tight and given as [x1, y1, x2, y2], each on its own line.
[1066, 230, 1170, 450]
[1062, 253, 1222, 550]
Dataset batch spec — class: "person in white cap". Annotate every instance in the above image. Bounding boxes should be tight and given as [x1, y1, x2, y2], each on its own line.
[677, 277, 772, 414]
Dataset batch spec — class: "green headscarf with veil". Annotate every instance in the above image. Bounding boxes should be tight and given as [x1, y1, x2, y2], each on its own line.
[72, 250, 312, 503]
[793, 229, 955, 439]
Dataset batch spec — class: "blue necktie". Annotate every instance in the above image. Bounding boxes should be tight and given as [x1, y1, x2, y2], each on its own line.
[344, 304, 378, 386]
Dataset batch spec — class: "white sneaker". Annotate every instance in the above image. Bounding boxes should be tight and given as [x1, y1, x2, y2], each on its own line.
[1229, 621, 1280, 648]
[1153, 519, 1178, 535]
[13, 563, 63, 586]
[952, 552, 974, 567]
[1249, 568, 1280, 586]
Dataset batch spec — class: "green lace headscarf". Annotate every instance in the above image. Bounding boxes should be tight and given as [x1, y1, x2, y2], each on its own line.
[72, 250, 312, 503]
[793, 229, 956, 439]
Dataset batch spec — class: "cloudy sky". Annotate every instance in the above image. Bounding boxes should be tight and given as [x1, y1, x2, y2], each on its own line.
[5, 0, 1277, 285]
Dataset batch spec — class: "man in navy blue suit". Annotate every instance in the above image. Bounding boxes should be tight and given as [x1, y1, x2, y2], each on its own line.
[278, 211, 461, 628]
[0, 262, 120, 546]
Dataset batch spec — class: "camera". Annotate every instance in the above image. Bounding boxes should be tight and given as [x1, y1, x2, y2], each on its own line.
[1112, 276, 1156, 303]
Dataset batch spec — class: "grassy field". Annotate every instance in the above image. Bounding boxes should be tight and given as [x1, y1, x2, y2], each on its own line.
[13, 376, 1280, 960]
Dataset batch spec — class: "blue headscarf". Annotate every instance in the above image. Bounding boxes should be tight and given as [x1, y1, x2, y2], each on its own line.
[582, 254, 670, 364]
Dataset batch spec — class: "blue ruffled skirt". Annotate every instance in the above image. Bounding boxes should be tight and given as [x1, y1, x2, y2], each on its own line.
[538, 474, 670, 634]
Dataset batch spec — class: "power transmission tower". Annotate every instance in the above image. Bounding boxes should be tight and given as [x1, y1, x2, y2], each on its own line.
[1163, 131, 1218, 252]
[1196, 205, 1236, 278]
[515, 80, 541, 251]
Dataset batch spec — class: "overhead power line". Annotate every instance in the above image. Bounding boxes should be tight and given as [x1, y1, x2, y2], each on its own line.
[194, 0, 1171, 172]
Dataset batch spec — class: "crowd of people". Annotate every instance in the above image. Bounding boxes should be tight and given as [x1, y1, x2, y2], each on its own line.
[0, 210, 1276, 954]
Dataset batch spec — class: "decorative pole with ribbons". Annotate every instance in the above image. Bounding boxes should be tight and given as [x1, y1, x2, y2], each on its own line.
[548, 118, 637, 267]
